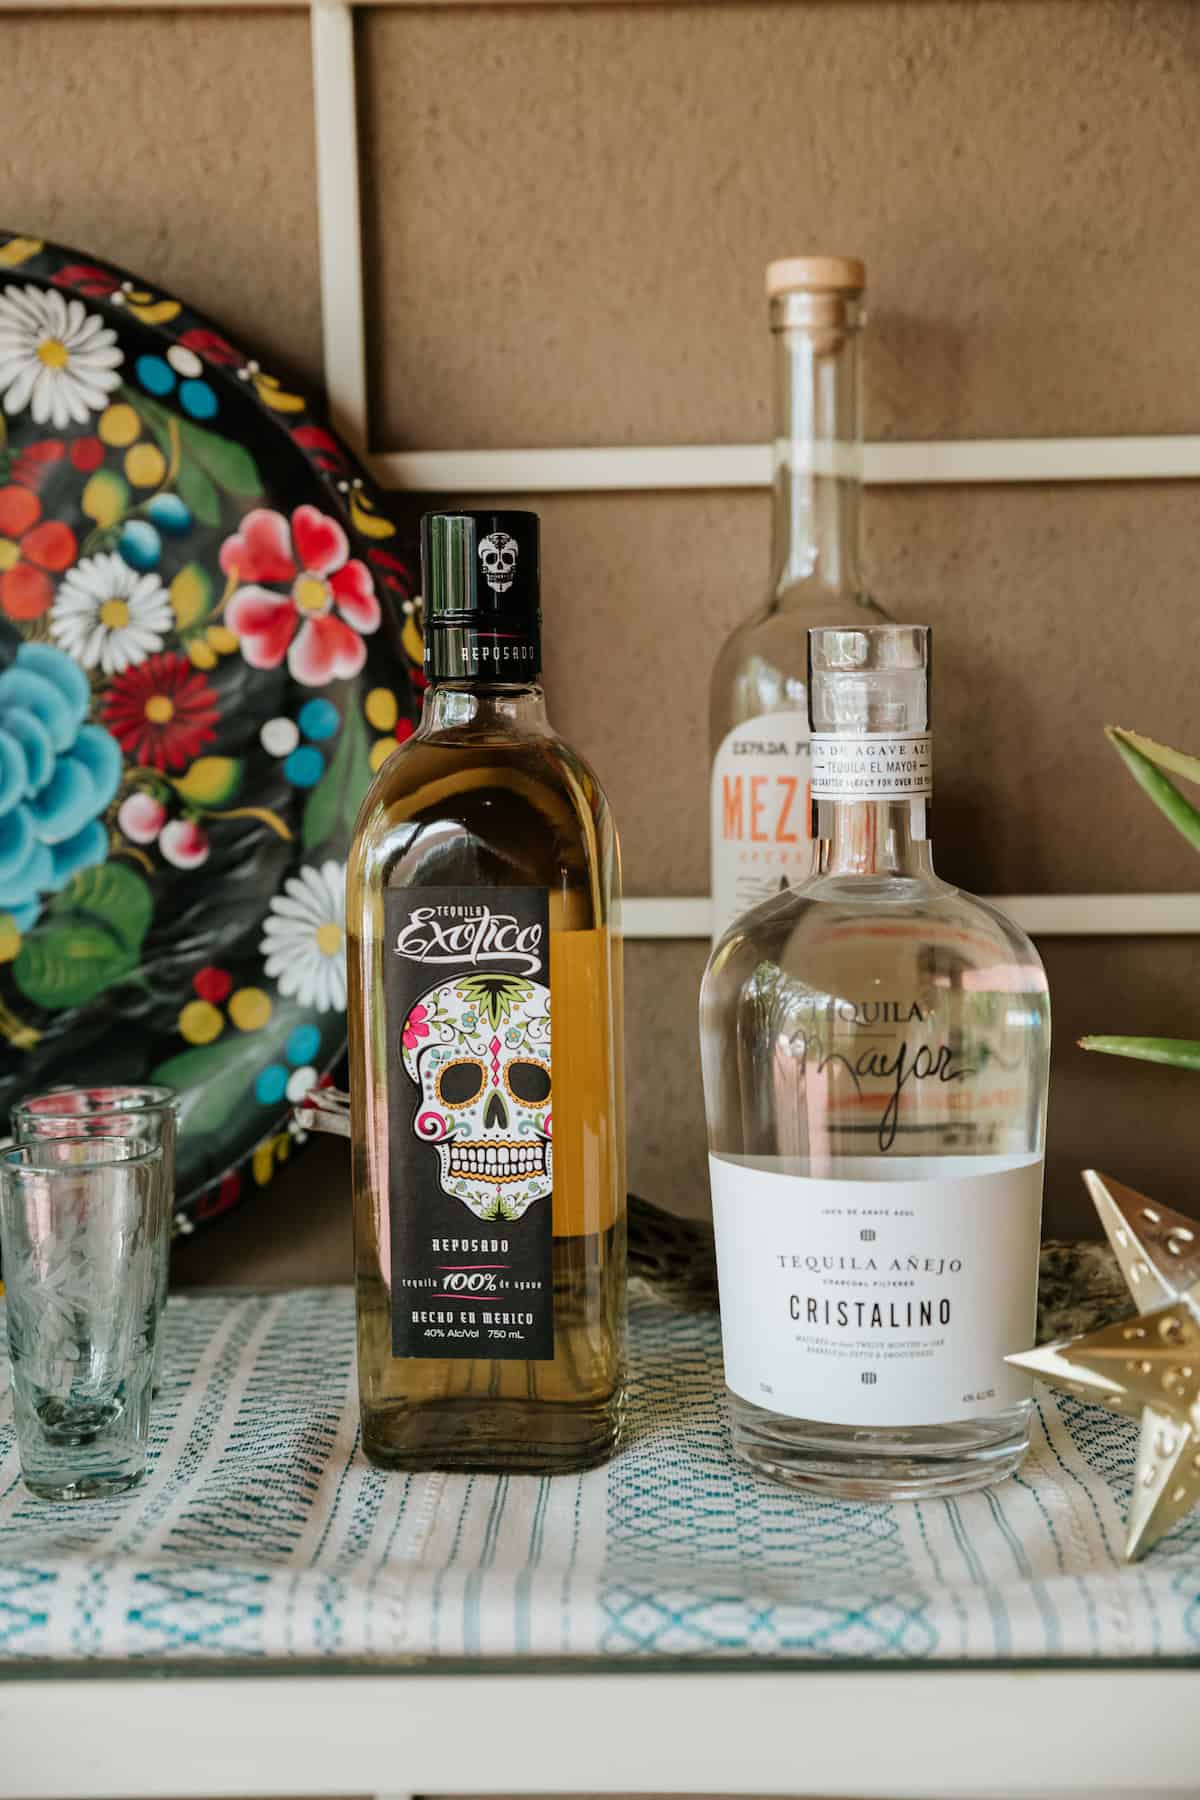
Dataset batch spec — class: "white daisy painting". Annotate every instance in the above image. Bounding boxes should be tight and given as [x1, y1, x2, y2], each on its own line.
[0, 284, 123, 430]
[51, 553, 174, 675]
[260, 860, 347, 1014]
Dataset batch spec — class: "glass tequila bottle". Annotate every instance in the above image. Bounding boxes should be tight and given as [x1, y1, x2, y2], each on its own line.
[709, 256, 889, 944]
[346, 511, 626, 1473]
[700, 625, 1050, 1498]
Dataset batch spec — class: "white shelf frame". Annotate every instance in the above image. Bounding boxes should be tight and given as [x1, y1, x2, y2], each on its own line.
[374, 436, 1200, 494]
[6, 1668, 1200, 1800]
[620, 893, 1200, 941]
[7, 0, 1200, 939]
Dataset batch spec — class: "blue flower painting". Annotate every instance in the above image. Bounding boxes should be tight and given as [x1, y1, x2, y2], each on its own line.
[0, 640, 121, 929]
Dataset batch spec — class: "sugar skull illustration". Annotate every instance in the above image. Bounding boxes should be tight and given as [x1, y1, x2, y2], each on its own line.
[477, 530, 518, 594]
[401, 972, 552, 1222]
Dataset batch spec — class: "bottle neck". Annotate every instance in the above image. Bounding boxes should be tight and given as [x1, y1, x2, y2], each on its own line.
[770, 314, 863, 606]
[420, 679, 548, 735]
[814, 796, 934, 879]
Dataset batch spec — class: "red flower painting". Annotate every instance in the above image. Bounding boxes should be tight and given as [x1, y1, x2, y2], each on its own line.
[0, 485, 76, 620]
[101, 651, 221, 771]
[221, 505, 381, 688]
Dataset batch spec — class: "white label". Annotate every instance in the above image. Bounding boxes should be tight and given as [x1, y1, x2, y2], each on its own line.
[810, 732, 932, 800]
[709, 1152, 1042, 1427]
[710, 710, 811, 943]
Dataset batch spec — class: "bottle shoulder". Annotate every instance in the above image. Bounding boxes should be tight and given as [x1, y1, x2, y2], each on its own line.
[348, 722, 619, 904]
[357, 720, 608, 817]
[707, 878, 1048, 997]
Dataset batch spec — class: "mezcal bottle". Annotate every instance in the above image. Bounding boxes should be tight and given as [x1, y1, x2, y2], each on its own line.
[701, 624, 1050, 1498]
[346, 511, 626, 1472]
[709, 255, 888, 943]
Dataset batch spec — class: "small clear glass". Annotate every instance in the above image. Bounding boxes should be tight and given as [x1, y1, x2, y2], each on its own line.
[0, 1136, 168, 1501]
[11, 1086, 179, 1389]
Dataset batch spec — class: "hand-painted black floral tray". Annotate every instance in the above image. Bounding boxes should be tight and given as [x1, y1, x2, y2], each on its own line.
[0, 233, 422, 1233]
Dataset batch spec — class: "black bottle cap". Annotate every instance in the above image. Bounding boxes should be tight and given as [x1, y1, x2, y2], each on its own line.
[420, 510, 541, 682]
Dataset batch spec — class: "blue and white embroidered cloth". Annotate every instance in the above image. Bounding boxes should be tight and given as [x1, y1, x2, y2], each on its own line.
[0, 1287, 1196, 1662]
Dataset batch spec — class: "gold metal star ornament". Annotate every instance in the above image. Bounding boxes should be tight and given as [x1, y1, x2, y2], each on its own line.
[1008, 1170, 1200, 1562]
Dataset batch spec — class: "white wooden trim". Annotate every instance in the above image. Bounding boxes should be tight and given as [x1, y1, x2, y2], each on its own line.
[371, 436, 1200, 494]
[621, 893, 1200, 940]
[3, 1669, 1198, 1798]
[310, 0, 369, 452]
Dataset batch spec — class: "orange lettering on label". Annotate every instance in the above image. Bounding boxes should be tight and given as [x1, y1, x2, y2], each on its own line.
[776, 776, 799, 844]
[750, 776, 768, 842]
[722, 776, 743, 840]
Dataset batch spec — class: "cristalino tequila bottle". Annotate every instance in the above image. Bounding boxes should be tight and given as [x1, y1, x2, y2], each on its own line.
[700, 625, 1050, 1499]
[346, 511, 626, 1473]
[709, 256, 889, 944]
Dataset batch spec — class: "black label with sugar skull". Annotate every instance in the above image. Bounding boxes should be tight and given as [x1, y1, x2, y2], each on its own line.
[384, 885, 555, 1361]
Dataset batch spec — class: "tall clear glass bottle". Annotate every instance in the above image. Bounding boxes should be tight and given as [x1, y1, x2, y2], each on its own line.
[701, 625, 1050, 1499]
[347, 511, 625, 1473]
[709, 256, 890, 944]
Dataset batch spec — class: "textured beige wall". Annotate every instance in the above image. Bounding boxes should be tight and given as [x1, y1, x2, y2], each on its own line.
[2, 8, 322, 390]
[5, 2, 1200, 1283]
[360, 0, 1200, 448]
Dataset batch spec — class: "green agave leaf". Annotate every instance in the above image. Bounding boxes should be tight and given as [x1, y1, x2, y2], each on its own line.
[1109, 727, 1200, 790]
[174, 457, 222, 527]
[13, 924, 137, 1011]
[1079, 1035, 1200, 1072]
[302, 699, 370, 850]
[179, 418, 263, 499]
[1107, 728, 1200, 854]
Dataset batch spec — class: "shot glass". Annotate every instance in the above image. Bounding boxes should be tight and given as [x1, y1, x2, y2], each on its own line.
[0, 1136, 168, 1501]
[11, 1086, 179, 1389]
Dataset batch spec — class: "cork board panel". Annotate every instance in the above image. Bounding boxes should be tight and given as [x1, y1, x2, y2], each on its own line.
[361, 0, 1200, 451]
[410, 483, 1200, 900]
[3, 9, 322, 389]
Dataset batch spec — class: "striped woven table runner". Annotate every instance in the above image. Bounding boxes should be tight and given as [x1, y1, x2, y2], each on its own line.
[0, 1286, 1194, 1662]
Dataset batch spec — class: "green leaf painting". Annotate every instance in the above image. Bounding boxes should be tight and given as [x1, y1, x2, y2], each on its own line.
[128, 384, 262, 502]
[302, 698, 370, 850]
[174, 456, 223, 526]
[124, 387, 174, 462]
[13, 864, 153, 1010]
[154, 1002, 312, 1145]
[179, 418, 263, 499]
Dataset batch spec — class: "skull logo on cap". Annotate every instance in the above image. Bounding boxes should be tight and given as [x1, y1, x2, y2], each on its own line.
[402, 972, 552, 1222]
[478, 530, 518, 594]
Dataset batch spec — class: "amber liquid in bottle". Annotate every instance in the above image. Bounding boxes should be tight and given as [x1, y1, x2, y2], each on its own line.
[347, 514, 625, 1473]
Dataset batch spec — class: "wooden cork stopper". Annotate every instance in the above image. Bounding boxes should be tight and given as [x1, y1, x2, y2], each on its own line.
[766, 255, 866, 297]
